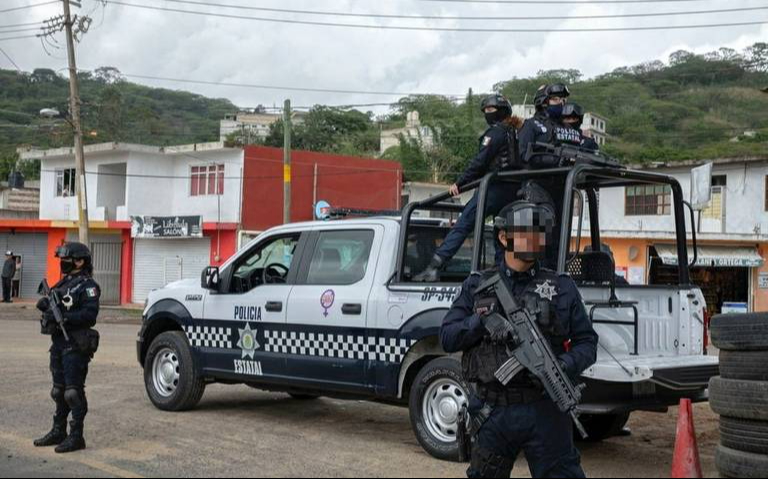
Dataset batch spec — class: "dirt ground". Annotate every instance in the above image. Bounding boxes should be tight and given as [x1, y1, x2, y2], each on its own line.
[0, 304, 722, 478]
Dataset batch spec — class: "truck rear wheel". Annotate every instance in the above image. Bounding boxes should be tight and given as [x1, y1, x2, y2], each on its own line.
[711, 313, 768, 351]
[710, 377, 768, 421]
[144, 331, 206, 411]
[408, 357, 469, 463]
[716, 445, 768, 478]
[577, 413, 630, 442]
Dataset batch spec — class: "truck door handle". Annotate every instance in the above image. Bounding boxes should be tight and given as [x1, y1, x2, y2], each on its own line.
[265, 301, 283, 312]
[342, 304, 362, 315]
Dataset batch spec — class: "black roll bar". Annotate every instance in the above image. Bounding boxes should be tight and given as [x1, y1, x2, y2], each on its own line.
[395, 164, 694, 287]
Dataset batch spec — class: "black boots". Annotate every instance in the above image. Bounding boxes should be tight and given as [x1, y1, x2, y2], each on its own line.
[414, 255, 445, 283]
[54, 421, 86, 453]
[33, 420, 67, 447]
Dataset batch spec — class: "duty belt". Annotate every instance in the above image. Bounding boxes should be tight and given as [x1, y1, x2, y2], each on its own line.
[477, 385, 544, 406]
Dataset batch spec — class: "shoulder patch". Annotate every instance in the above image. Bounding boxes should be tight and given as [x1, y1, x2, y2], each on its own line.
[86, 287, 99, 298]
[482, 136, 492, 147]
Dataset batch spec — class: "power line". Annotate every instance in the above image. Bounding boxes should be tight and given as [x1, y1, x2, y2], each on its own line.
[109, 1, 768, 33]
[0, 27, 45, 34]
[0, 35, 41, 42]
[0, 22, 45, 29]
[117, 72, 467, 98]
[0, 46, 21, 72]
[139, 0, 768, 22]
[0, 0, 59, 13]
[419, 0, 741, 4]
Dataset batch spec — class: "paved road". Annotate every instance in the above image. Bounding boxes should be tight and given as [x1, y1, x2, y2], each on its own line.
[0, 314, 721, 478]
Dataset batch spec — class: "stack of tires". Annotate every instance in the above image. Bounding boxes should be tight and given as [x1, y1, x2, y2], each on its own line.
[710, 313, 768, 478]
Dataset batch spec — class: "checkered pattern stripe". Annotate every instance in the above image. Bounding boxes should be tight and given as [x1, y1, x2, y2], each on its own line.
[264, 330, 415, 364]
[185, 326, 232, 349]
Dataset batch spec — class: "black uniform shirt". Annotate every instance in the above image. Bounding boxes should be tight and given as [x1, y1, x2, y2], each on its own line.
[455, 123, 517, 187]
[440, 262, 598, 379]
[50, 272, 101, 336]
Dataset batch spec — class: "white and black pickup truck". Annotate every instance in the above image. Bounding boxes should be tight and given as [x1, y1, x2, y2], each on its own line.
[137, 163, 719, 461]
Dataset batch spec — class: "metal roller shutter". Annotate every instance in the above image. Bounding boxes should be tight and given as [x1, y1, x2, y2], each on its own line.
[0, 233, 48, 299]
[133, 238, 211, 303]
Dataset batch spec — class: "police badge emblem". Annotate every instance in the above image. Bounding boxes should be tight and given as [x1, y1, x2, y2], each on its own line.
[534, 280, 558, 301]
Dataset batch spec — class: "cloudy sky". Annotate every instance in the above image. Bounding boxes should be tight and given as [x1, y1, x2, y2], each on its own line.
[1, 0, 767, 112]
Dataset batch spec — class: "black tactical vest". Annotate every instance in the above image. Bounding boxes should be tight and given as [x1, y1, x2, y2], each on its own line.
[485, 124, 520, 174]
[461, 268, 567, 387]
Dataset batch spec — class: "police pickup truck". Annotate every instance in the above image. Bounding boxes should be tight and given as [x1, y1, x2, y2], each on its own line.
[138, 163, 719, 461]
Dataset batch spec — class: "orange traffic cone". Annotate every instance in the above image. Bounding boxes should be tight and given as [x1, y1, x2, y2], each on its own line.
[670, 398, 703, 478]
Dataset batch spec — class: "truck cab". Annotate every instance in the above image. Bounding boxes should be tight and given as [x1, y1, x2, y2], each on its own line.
[137, 163, 718, 462]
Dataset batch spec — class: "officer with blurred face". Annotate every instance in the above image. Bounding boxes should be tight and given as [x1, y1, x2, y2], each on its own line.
[441, 200, 598, 478]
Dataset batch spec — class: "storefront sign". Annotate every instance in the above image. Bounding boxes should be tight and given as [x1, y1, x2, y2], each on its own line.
[760, 273, 768, 290]
[131, 216, 203, 239]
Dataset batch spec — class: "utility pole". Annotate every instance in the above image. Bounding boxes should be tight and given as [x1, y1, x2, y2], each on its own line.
[62, 0, 90, 246]
[283, 99, 292, 224]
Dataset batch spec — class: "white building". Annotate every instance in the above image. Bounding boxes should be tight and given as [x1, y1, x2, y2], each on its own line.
[220, 110, 307, 143]
[590, 157, 768, 314]
[380, 111, 436, 155]
[582, 112, 608, 147]
[18, 142, 244, 304]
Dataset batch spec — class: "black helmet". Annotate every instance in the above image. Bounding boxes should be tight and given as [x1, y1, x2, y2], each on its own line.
[535, 83, 571, 111]
[562, 103, 585, 129]
[495, 201, 556, 235]
[481, 94, 512, 126]
[480, 94, 512, 115]
[55, 242, 92, 261]
[545, 83, 571, 99]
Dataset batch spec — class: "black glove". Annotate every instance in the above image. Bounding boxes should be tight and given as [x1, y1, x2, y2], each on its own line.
[42, 310, 55, 325]
[36, 297, 50, 313]
[481, 313, 516, 343]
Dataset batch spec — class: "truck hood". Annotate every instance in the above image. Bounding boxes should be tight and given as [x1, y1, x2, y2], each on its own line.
[164, 278, 200, 290]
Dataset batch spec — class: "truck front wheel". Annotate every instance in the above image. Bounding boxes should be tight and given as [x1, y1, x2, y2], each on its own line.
[408, 357, 469, 462]
[144, 331, 206, 411]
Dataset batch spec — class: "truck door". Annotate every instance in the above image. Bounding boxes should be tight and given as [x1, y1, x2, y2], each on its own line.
[201, 232, 305, 382]
[285, 227, 382, 392]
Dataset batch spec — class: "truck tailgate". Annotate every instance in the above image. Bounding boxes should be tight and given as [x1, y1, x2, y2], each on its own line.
[582, 354, 719, 389]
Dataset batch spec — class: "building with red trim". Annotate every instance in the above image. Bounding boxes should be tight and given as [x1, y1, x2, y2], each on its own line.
[12, 143, 402, 305]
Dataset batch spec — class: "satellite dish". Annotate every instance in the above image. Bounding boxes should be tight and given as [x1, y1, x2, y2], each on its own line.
[629, 246, 640, 262]
[39, 108, 61, 119]
[315, 201, 332, 221]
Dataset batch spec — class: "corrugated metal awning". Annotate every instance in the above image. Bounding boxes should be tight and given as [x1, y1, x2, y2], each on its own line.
[655, 244, 764, 268]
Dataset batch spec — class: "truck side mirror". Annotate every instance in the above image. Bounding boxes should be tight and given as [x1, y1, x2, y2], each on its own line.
[201, 266, 221, 292]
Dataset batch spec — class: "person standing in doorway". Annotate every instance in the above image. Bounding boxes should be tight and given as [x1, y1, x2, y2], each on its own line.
[2, 250, 16, 303]
[12, 256, 22, 298]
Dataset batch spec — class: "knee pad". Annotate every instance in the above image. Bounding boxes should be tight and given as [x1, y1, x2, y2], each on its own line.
[64, 388, 85, 409]
[50, 385, 65, 402]
[468, 447, 514, 479]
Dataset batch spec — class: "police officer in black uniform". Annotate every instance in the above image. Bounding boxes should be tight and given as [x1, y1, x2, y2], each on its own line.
[441, 201, 598, 478]
[415, 94, 522, 282]
[34, 242, 100, 454]
[518, 83, 584, 166]
[561, 103, 599, 152]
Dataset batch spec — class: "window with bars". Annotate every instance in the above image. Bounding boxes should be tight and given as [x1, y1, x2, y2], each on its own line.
[55, 168, 76, 197]
[190, 164, 225, 196]
[625, 185, 672, 216]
